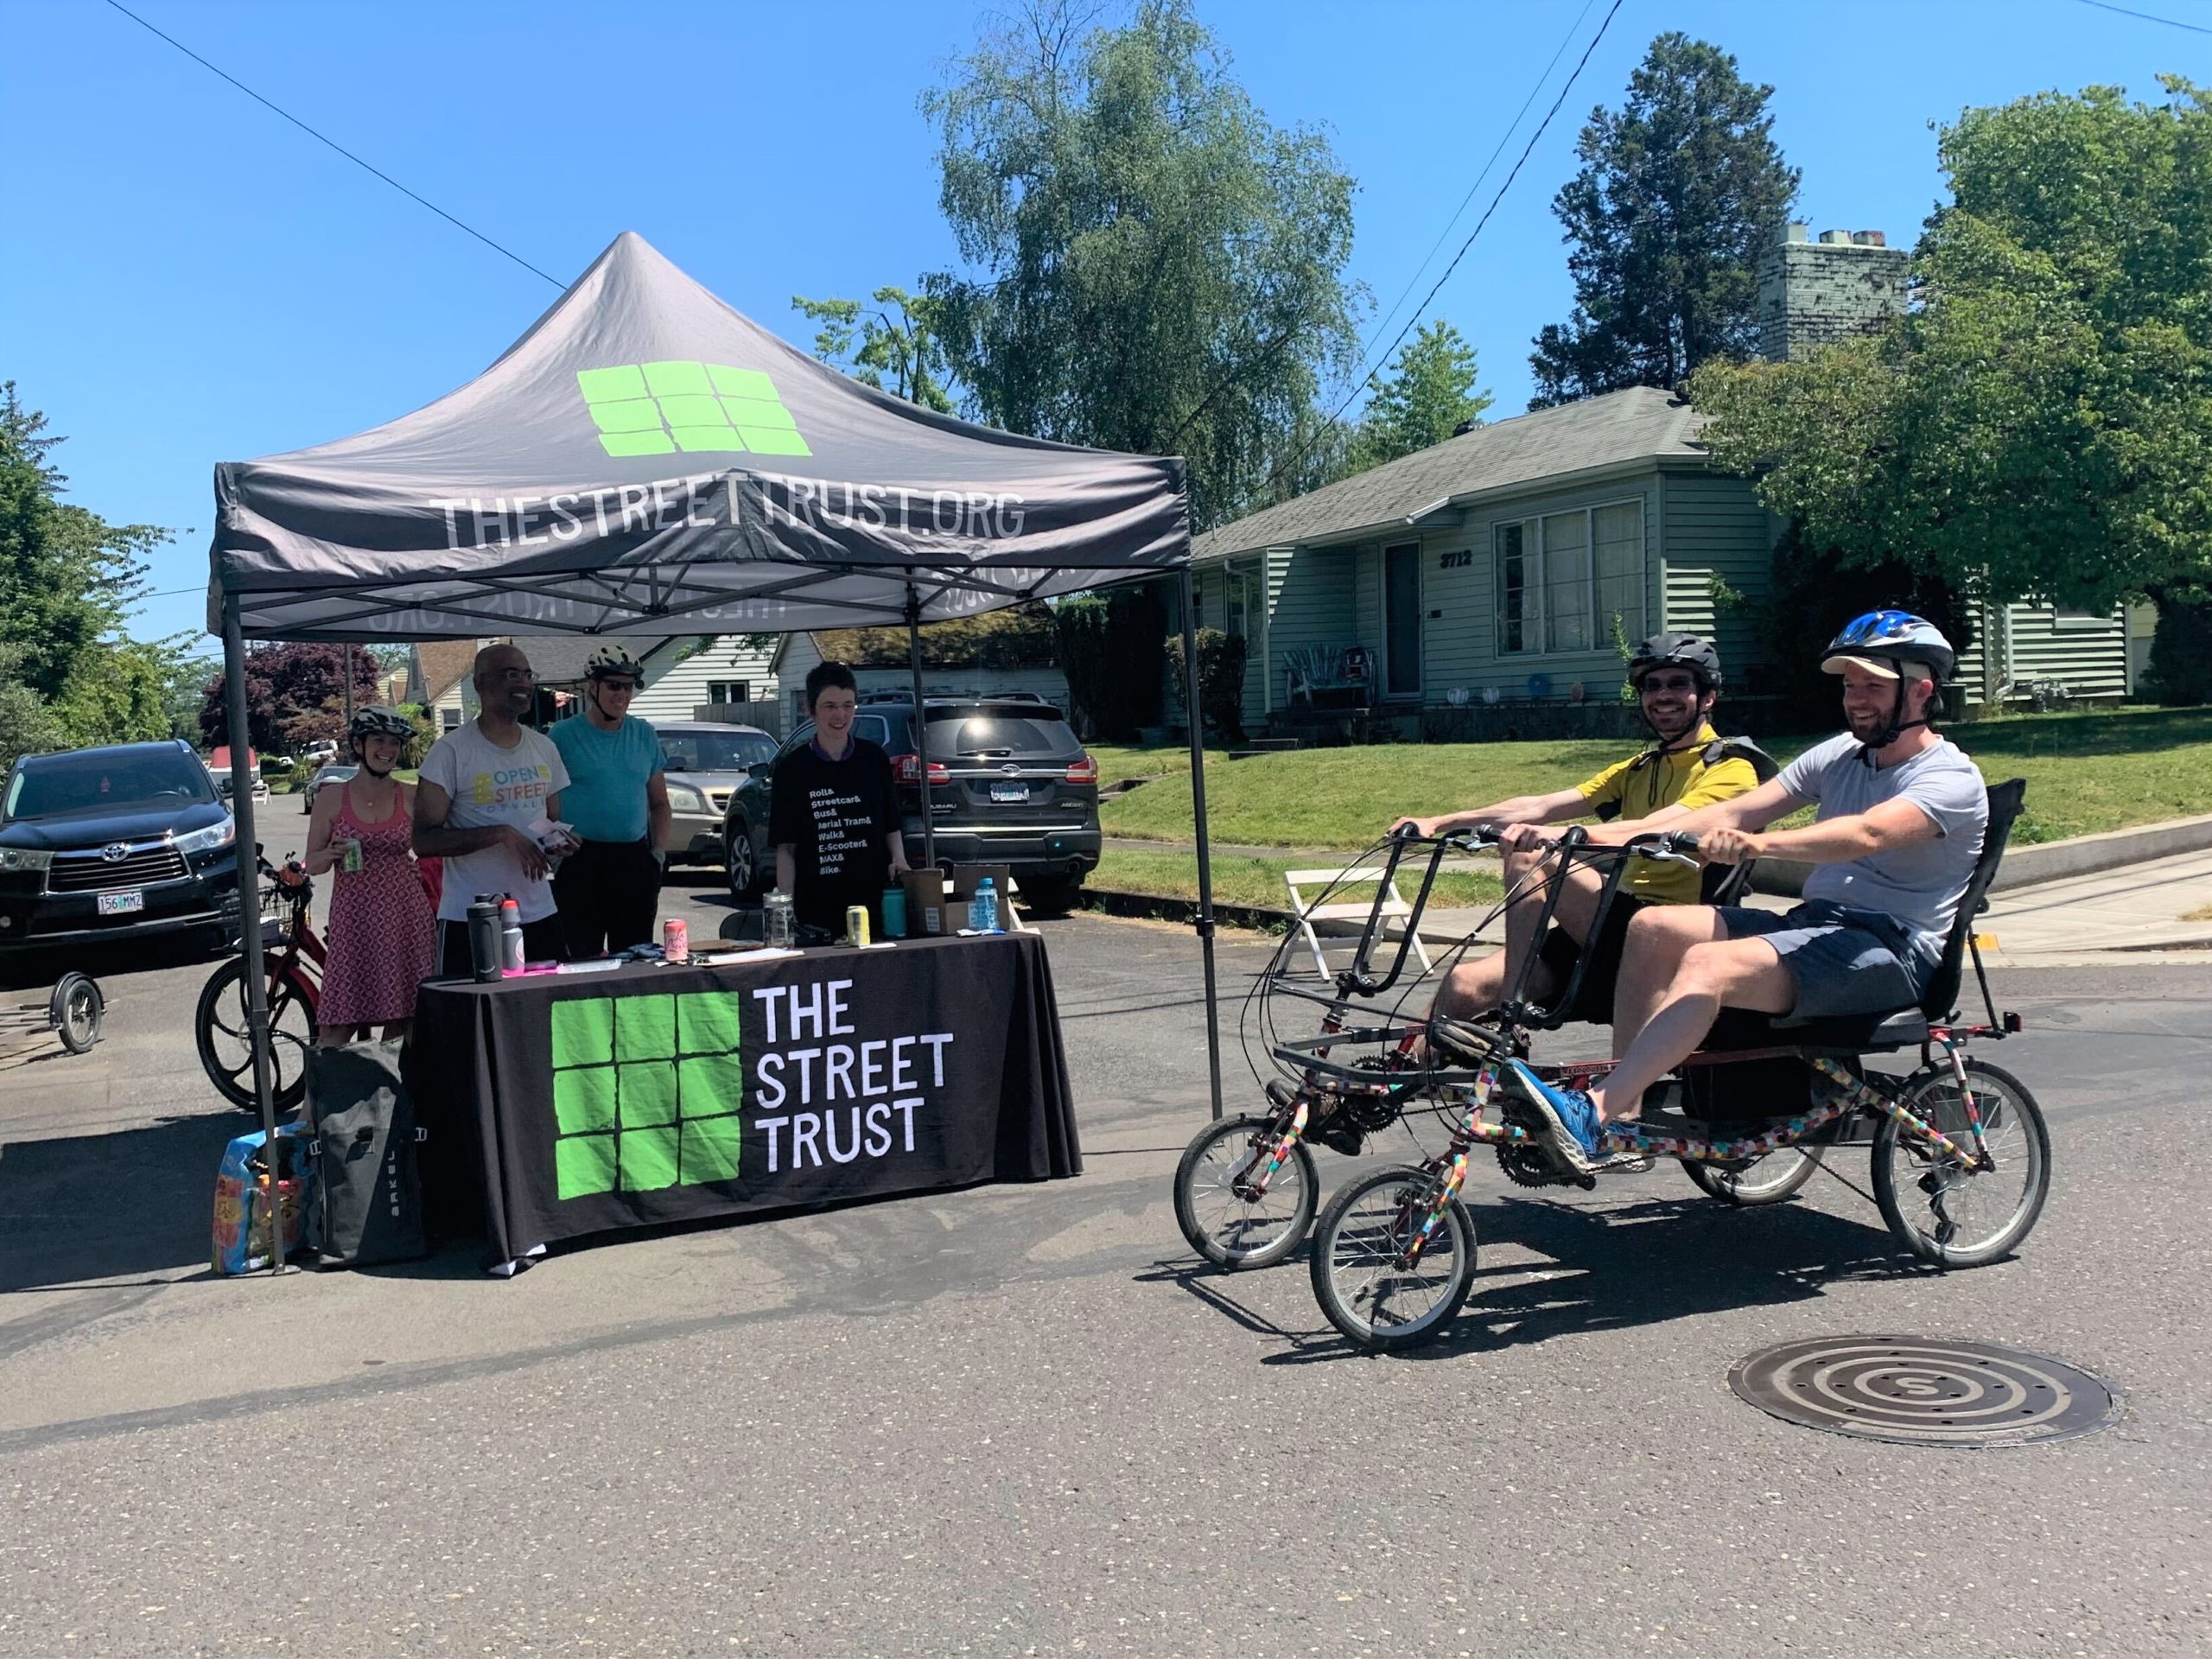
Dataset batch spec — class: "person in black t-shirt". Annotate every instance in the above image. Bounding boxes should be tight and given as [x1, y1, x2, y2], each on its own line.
[769, 661, 912, 934]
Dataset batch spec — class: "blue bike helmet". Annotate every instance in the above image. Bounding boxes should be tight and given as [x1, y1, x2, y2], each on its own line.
[1822, 611, 1955, 760]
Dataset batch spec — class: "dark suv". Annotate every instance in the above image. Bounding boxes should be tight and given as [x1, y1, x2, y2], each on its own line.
[0, 740, 242, 953]
[721, 695, 1101, 913]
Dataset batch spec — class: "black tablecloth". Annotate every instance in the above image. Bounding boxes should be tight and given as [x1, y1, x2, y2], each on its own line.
[409, 932, 1080, 1266]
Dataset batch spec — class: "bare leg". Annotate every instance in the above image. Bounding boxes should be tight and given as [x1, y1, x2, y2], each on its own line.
[315, 1025, 350, 1048]
[1589, 938, 1796, 1122]
[1611, 906, 1726, 1053]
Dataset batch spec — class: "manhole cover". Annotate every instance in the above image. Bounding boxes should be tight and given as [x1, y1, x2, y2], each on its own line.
[1728, 1336, 2122, 1448]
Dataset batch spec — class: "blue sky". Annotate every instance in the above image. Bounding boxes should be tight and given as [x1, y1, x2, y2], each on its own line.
[3, 0, 2205, 654]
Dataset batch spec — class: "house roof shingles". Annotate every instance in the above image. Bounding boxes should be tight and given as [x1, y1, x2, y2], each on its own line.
[413, 640, 480, 706]
[1193, 385, 1707, 562]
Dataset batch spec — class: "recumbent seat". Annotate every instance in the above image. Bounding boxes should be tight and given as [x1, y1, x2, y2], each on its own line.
[1682, 778, 2026, 1122]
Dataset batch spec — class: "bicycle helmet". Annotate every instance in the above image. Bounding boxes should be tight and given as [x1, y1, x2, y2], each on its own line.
[347, 705, 415, 772]
[1821, 610, 1955, 761]
[1624, 632, 1722, 754]
[585, 644, 646, 685]
[1626, 632, 1723, 691]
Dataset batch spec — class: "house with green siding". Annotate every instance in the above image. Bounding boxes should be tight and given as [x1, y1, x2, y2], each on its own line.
[1190, 224, 2134, 738]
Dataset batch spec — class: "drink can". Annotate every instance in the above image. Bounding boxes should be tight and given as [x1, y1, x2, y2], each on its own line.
[844, 904, 870, 947]
[340, 838, 364, 874]
[663, 917, 689, 963]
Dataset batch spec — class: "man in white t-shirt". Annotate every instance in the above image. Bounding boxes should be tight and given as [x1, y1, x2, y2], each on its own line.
[413, 643, 574, 970]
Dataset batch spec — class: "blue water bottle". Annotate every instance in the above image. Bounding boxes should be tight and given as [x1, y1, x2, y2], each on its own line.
[971, 877, 1000, 934]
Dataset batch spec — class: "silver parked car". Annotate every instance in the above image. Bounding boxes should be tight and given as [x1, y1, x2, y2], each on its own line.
[301, 762, 358, 812]
[654, 721, 777, 868]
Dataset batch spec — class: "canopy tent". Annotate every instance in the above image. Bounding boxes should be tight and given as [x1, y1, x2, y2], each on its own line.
[207, 233, 1223, 1268]
[208, 232, 1190, 641]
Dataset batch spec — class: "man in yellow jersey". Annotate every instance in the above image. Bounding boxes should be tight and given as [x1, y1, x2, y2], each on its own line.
[1394, 634, 1770, 1029]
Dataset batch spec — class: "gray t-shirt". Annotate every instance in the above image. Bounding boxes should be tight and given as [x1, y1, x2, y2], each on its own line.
[1776, 733, 1988, 950]
[418, 721, 570, 923]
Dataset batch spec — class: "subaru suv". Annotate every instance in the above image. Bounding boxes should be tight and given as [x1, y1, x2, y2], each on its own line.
[721, 695, 1100, 913]
[0, 740, 243, 953]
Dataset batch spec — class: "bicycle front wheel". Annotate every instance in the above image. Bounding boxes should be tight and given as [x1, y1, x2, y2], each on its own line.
[1310, 1166, 1476, 1351]
[195, 958, 315, 1112]
[1173, 1114, 1319, 1271]
[1874, 1058, 2050, 1267]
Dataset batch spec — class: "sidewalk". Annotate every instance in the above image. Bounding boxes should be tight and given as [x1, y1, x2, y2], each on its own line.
[1404, 845, 2212, 965]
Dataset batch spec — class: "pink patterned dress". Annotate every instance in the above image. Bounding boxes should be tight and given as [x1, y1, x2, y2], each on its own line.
[319, 783, 437, 1027]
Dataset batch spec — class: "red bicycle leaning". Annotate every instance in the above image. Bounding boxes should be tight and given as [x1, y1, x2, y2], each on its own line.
[194, 857, 321, 1112]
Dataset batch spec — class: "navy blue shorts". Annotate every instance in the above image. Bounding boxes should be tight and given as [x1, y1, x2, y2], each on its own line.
[1714, 900, 1936, 1020]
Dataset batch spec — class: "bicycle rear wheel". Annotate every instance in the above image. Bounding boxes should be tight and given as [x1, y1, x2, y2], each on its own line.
[1173, 1114, 1319, 1270]
[1874, 1058, 2050, 1267]
[195, 958, 315, 1112]
[1309, 1166, 1476, 1351]
[1681, 1147, 1822, 1206]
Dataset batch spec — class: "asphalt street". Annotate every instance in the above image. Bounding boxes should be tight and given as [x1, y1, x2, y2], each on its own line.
[0, 797, 2207, 1657]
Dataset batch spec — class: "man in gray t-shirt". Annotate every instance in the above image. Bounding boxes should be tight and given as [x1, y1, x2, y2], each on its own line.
[1501, 613, 1992, 1174]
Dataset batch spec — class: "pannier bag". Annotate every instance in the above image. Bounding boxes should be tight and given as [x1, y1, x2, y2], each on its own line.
[212, 1121, 315, 1275]
[306, 1040, 428, 1268]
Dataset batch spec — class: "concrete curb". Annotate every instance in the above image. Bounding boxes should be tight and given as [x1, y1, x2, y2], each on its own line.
[1987, 812, 2212, 892]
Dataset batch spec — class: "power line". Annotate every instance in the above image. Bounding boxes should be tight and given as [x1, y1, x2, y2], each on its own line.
[1262, 0, 1626, 496]
[2073, 0, 2212, 33]
[102, 0, 565, 288]
[1357, 0, 1601, 372]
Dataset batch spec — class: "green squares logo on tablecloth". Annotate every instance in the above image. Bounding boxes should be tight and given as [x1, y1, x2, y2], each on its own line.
[574, 361, 812, 459]
[550, 990, 744, 1198]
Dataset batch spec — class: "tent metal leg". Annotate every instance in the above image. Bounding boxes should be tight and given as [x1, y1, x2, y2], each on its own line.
[905, 587, 937, 870]
[221, 598, 292, 1275]
[1178, 570, 1224, 1120]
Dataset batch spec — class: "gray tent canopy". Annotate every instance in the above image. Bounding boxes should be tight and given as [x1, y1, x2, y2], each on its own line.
[206, 233, 1222, 1265]
[208, 231, 1191, 643]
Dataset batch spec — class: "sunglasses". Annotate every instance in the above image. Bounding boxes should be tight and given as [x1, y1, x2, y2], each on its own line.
[1639, 674, 1700, 694]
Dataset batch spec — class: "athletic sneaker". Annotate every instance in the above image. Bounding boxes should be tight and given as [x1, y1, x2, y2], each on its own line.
[1506, 1063, 1605, 1173]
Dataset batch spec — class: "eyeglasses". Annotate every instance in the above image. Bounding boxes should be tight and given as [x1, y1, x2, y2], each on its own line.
[596, 678, 639, 693]
[1639, 674, 1700, 695]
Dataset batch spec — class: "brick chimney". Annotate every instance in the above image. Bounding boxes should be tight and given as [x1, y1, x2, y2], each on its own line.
[1755, 221, 1910, 361]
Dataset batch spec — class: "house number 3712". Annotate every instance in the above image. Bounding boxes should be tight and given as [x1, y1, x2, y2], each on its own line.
[1436, 550, 1472, 569]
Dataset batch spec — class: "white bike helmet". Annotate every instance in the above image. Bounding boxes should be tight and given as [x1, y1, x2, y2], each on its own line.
[585, 643, 646, 686]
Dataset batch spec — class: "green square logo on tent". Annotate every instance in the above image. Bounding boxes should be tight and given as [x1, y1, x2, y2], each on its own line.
[575, 360, 810, 460]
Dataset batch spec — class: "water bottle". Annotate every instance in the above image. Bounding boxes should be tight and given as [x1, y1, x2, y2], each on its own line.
[763, 889, 795, 949]
[499, 897, 524, 972]
[466, 895, 503, 982]
[970, 877, 1000, 935]
[881, 885, 908, 939]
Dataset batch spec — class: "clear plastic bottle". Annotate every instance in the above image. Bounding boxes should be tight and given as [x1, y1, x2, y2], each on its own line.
[970, 877, 1000, 935]
[763, 889, 796, 948]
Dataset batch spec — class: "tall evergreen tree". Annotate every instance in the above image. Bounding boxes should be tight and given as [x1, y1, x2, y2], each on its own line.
[1351, 321, 1491, 469]
[1529, 33, 1799, 409]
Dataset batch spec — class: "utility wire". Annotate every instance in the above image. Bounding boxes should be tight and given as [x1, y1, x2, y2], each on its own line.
[1357, 0, 1600, 372]
[1167, 0, 1618, 454]
[102, 0, 564, 288]
[2072, 0, 2212, 35]
[1259, 0, 1625, 497]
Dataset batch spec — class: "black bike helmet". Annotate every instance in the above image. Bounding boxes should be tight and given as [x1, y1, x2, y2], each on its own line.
[1626, 632, 1724, 691]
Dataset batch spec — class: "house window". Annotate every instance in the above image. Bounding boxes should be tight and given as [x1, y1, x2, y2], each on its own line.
[1495, 499, 1645, 656]
[707, 680, 750, 704]
[1541, 510, 1590, 652]
[1225, 566, 1251, 639]
[441, 707, 462, 732]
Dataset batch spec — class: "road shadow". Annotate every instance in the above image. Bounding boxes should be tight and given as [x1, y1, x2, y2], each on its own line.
[0, 930, 222, 995]
[1148, 1184, 1926, 1366]
[0, 1109, 244, 1290]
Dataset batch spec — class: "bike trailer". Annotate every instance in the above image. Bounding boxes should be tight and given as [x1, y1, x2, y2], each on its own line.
[306, 1040, 429, 1268]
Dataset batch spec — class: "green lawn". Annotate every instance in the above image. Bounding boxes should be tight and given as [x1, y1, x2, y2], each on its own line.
[1088, 742, 1219, 790]
[1096, 707, 2212, 854]
[1091, 847, 1503, 914]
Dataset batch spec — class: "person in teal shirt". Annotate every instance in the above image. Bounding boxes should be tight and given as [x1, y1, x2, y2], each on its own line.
[549, 645, 671, 954]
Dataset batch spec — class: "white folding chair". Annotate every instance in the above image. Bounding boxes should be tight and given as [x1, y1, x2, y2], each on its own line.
[1282, 864, 1435, 981]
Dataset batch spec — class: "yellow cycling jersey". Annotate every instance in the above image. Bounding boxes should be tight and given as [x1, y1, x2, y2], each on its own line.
[1574, 724, 1762, 904]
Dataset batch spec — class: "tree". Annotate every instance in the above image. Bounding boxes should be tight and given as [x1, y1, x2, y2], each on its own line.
[1529, 33, 1799, 409]
[1690, 80, 2212, 637]
[0, 383, 170, 701]
[1053, 585, 1166, 741]
[791, 288, 957, 412]
[923, 0, 1363, 530]
[1349, 320, 1491, 469]
[197, 642, 384, 754]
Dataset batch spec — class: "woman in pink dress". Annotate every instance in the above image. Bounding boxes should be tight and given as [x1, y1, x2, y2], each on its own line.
[298, 708, 437, 1046]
